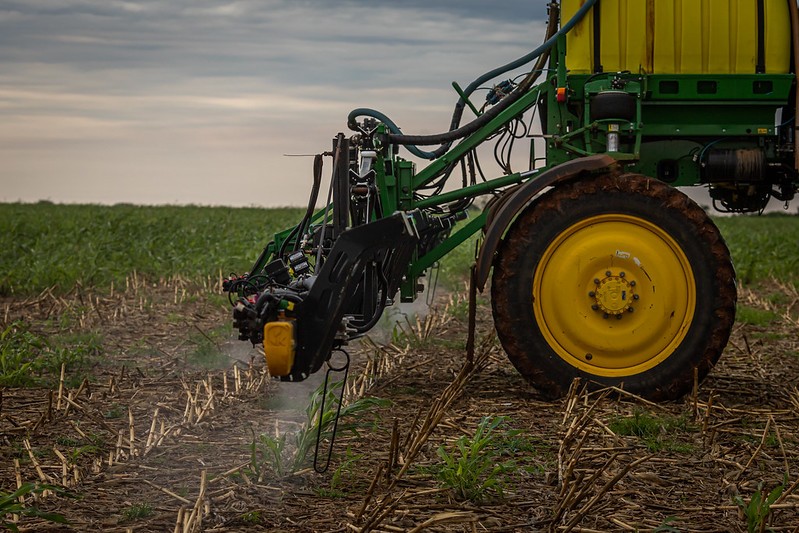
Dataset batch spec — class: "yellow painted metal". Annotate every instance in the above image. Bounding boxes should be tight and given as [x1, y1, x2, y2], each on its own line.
[532, 214, 696, 377]
[562, 0, 790, 74]
[263, 321, 295, 377]
[594, 275, 635, 315]
[765, 0, 792, 73]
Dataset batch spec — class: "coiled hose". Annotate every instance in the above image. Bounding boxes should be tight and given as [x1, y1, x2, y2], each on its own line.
[347, 0, 597, 160]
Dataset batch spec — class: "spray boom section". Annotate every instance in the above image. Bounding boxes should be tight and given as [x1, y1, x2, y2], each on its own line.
[223, 0, 798, 390]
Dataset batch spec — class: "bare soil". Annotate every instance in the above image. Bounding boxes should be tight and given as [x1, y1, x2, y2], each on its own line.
[2, 277, 799, 532]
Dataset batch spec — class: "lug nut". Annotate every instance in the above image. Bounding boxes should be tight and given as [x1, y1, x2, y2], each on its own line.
[605, 271, 612, 277]
[585, 353, 593, 361]
[603, 313, 609, 319]
[588, 291, 596, 297]
[628, 307, 634, 313]
[619, 271, 625, 277]
[633, 294, 640, 300]
[630, 281, 636, 287]
[591, 304, 599, 311]
[594, 278, 600, 285]
[616, 314, 622, 320]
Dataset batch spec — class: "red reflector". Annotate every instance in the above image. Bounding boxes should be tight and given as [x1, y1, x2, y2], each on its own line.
[556, 87, 567, 103]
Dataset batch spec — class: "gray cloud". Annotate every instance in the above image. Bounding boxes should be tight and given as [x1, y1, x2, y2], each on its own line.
[0, 0, 552, 206]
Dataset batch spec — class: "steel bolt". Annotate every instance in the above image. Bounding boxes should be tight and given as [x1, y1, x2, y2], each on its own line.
[630, 281, 636, 287]
[591, 304, 599, 311]
[585, 353, 593, 361]
[594, 278, 600, 285]
[605, 271, 612, 277]
[603, 313, 609, 319]
[616, 314, 623, 320]
[588, 291, 596, 297]
[628, 307, 634, 313]
[619, 271, 625, 277]
[633, 294, 640, 300]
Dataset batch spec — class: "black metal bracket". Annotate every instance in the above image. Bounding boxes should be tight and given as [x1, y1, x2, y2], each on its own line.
[286, 211, 419, 381]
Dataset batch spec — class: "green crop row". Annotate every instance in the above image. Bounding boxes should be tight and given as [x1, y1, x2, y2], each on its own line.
[0, 202, 302, 295]
[713, 213, 799, 286]
[0, 202, 796, 296]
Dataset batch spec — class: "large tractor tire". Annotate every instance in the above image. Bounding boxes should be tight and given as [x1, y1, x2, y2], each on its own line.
[491, 173, 736, 401]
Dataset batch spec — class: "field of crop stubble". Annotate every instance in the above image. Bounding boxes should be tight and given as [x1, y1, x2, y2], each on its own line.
[1, 202, 798, 532]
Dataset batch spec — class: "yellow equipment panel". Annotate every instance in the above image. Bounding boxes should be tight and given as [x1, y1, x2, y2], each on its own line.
[264, 321, 295, 377]
[562, 0, 790, 74]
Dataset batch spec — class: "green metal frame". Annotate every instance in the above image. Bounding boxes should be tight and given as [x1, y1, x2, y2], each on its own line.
[255, 10, 798, 302]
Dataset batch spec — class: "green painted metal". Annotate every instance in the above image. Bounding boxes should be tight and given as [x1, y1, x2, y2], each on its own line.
[452, 81, 482, 118]
[253, 3, 798, 305]
[411, 86, 544, 190]
[413, 172, 525, 209]
[400, 210, 487, 301]
[411, 211, 486, 277]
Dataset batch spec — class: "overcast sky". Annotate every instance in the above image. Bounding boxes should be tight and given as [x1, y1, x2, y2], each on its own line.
[0, 0, 553, 206]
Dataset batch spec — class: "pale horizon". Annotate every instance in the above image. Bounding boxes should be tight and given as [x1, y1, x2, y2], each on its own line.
[0, 0, 550, 208]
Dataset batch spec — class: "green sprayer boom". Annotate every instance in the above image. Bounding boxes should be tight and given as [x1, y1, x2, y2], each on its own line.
[224, 0, 798, 401]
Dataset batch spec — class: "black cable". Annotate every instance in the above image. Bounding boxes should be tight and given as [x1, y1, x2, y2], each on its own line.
[279, 154, 324, 259]
[351, 263, 389, 333]
[347, 0, 582, 159]
[473, 149, 488, 183]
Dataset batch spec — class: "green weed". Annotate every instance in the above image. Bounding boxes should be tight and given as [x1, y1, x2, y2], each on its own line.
[249, 381, 390, 477]
[104, 404, 124, 419]
[737, 306, 780, 326]
[653, 516, 681, 532]
[121, 503, 154, 521]
[240, 511, 262, 524]
[739, 429, 779, 448]
[734, 481, 784, 533]
[316, 448, 363, 498]
[0, 483, 68, 532]
[609, 409, 693, 453]
[68, 447, 101, 463]
[54, 436, 82, 448]
[435, 416, 518, 503]
[0, 323, 46, 387]
[0, 322, 97, 387]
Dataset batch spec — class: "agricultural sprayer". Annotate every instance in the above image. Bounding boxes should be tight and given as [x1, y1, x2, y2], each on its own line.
[224, 0, 799, 402]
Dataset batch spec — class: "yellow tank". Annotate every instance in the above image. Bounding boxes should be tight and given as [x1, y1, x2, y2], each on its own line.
[561, 0, 791, 74]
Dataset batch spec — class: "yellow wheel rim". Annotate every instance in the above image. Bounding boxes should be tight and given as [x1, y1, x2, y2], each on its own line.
[533, 214, 696, 377]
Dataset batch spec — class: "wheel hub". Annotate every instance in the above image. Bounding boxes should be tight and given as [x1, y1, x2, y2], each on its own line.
[591, 271, 636, 318]
[530, 213, 696, 376]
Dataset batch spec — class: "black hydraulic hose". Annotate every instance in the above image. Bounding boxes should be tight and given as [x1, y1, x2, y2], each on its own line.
[388, 0, 586, 149]
[422, 20, 558, 188]
[423, 0, 562, 154]
[278, 153, 323, 258]
[351, 263, 389, 334]
[254, 290, 304, 317]
[254, 291, 277, 315]
[295, 153, 324, 251]
[388, 85, 528, 148]
[347, 108, 439, 160]
[348, 0, 596, 158]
